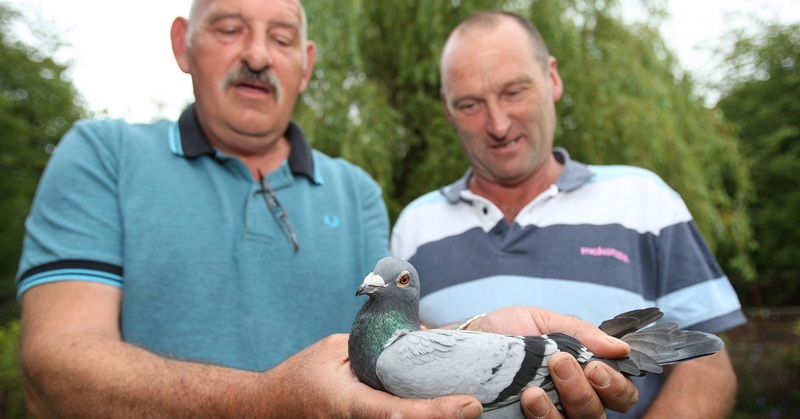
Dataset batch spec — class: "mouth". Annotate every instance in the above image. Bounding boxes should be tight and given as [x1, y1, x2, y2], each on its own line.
[224, 66, 282, 100]
[490, 139, 519, 150]
[233, 81, 274, 95]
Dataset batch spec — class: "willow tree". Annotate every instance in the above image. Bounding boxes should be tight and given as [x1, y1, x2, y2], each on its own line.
[0, 3, 85, 414]
[717, 22, 800, 306]
[295, 0, 754, 284]
[0, 3, 85, 298]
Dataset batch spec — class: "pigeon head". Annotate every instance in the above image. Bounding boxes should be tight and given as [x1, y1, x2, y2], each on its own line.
[356, 257, 420, 301]
[350, 257, 423, 391]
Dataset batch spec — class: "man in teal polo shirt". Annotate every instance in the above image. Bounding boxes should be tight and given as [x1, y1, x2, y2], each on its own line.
[16, 0, 638, 417]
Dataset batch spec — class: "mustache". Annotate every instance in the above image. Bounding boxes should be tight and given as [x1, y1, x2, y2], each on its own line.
[223, 66, 282, 99]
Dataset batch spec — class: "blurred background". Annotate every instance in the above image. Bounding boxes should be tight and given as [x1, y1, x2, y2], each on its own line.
[1, 0, 798, 416]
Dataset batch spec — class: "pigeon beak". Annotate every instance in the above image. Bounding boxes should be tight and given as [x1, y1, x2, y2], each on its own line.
[356, 272, 388, 296]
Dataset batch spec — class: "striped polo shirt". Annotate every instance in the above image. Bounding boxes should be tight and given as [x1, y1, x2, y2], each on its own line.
[391, 148, 745, 416]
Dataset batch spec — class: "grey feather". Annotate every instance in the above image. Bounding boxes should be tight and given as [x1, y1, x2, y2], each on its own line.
[349, 257, 725, 417]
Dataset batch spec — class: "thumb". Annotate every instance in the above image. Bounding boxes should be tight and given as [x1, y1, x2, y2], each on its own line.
[384, 395, 483, 419]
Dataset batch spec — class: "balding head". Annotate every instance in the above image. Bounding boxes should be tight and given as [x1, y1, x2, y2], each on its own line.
[441, 11, 550, 83]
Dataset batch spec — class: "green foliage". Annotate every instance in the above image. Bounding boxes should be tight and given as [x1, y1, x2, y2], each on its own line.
[717, 23, 800, 306]
[0, 320, 25, 417]
[0, 2, 85, 295]
[0, 3, 83, 415]
[296, 0, 754, 282]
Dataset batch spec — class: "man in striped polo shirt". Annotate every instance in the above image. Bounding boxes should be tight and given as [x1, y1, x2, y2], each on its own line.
[392, 10, 745, 418]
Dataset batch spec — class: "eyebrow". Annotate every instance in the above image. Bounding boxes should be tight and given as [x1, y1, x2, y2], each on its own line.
[207, 12, 244, 26]
[501, 76, 535, 88]
[448, 76, 533, 102]
[269, 19, 300, 30]
[206, 12, 300, 33]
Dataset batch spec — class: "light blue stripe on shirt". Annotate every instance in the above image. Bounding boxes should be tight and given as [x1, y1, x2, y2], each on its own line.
[419, 275, 651, 327]
[17, 268, 123, 299]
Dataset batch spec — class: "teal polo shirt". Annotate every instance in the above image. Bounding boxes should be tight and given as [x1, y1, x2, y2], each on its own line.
[17, 105, 390, 371]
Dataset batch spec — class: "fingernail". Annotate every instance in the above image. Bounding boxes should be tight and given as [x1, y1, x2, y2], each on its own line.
[458, 400, 483, 419]
[524, 394, 549, 419]
[553, 357, 577, 381]
[588, 364, 611, 388]
[605, 335, 625, 345]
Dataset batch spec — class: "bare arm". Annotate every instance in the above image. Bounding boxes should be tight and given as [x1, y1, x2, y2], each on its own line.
[642, 349, 737, 418]
[20, 281, 483, 418]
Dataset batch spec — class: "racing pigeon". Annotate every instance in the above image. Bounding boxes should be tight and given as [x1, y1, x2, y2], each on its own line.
[348, 257, 725, 418]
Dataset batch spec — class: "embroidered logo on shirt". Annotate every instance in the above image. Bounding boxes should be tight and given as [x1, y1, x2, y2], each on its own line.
[580, 246, 630, 264]
[324, 214, 341, 228]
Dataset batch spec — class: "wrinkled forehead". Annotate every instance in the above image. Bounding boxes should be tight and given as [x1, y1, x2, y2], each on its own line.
[440, 14, 547, 82]
[441, 26, 541, 92]
[189, 0, 307, 37]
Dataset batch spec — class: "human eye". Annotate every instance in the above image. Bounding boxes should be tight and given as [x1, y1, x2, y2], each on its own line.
[504, 85, 528, 101]
[270, 25, 299, 47]
[218, 26, 241, 35]
[211, 17, 244, 39]
[456, 99, 481, 114]
[271, 34, 292, 46]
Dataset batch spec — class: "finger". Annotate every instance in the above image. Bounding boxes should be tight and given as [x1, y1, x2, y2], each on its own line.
[584, 361, 638, 413]
[572, 329, 630, 359]
[548, 353, 605, 418]
[349, 391, 483, 419]
[520, 386, 564, 419]
[530, 310, 630, 359]
[398, 395, 483, 419]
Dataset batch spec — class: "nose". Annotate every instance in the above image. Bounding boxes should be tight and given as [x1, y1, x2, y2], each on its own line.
[485, 100, 511, 140]
[241, 32, 273, 71]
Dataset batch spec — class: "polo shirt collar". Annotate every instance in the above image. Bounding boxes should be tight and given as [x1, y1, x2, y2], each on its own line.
[440, 147, 595, 204]
[553, 147, 594, 192]
[173, 104, 319, 183]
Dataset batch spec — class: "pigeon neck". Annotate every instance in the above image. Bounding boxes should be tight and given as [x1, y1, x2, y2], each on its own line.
[366, 297, 421, 343]
[349, 296, 420, 390]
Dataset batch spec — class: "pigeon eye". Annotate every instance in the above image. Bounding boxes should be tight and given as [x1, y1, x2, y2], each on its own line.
[396, 272, 411, 287]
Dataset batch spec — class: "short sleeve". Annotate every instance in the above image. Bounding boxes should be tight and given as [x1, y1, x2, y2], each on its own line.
[16, 120, 125, 298]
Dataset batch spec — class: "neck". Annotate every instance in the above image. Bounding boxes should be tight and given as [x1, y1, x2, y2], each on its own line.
[349, 297, 420, 390]
[470, 157, 564, 223]
[238, 140, 291, 180]
[195, 113, 292, 181]
[354, 297, 421, 344]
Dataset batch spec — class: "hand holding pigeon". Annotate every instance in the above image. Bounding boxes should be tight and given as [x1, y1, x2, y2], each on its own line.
[349, 257, 725, 418]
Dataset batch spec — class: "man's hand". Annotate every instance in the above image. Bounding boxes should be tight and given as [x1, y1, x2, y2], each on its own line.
[467, 306, 639, 417]
[271, 334, 484, 418]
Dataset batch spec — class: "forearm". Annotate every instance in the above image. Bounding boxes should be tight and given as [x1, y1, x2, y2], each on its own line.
[19, 282, 314, 417]
[643, 349, 737, 418]
[22, 333, 279, 417]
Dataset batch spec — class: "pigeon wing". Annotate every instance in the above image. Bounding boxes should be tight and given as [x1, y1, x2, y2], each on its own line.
[375, 329, 555, 408]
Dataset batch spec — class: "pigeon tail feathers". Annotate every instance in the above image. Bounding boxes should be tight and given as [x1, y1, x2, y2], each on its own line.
[595, 309, 725, 376]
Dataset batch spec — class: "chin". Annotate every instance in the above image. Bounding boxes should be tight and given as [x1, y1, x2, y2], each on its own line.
[228, 109, 284, 132]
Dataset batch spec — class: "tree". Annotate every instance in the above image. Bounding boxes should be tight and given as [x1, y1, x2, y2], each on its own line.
[0, 3, 85, 301]
[716, 22, 800, 306]
[295, 0, 755, 284]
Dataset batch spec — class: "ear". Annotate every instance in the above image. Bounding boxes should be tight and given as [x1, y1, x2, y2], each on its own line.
[298, 41, 317, 92]
[548, 56, 564, 102]
[171, 17, 191, 74]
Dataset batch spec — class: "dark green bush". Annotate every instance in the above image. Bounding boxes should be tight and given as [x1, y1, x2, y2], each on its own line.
[0, 320, 25, 417]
